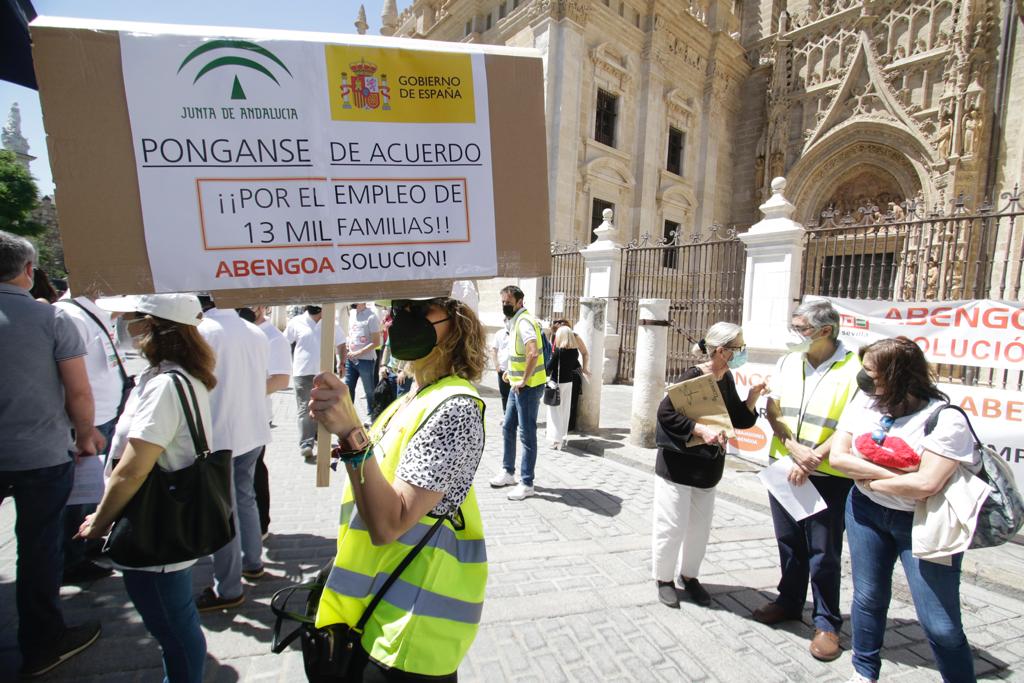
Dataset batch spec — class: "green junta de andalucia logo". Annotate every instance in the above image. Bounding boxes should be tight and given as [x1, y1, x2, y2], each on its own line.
[178, 40, 292, 100]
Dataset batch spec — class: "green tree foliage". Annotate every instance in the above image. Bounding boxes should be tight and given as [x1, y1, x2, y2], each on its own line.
[0, 149, 45, 236]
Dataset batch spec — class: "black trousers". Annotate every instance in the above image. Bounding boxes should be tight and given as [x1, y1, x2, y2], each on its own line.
[567, 370, 582, 432]
[497, 370, 511, 413]
[768, 474, 853, 633]
[254, 446, 270, 535]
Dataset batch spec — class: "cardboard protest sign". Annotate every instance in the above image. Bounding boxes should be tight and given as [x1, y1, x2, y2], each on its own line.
[31, 18, 550, 305]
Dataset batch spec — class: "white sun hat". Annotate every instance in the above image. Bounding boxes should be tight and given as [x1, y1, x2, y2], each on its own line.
[96, 293, 203, 326]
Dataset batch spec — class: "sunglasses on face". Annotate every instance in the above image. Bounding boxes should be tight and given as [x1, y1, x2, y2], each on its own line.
[390, 299, 446, 318]
[870, 414, 896, 445]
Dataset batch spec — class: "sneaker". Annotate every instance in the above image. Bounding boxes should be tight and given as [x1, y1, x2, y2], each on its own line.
[489, 470, 516, 488]
[507, 483, 535, 501]
[20, 621, 101, 678]
[845, 674, 876, 683]
[62, 560, 114, 585]
[300, 445, 314, 460]
[681, 577, 712, 607]
[195, 587, 244, 612]
[242, 566, 266, 580]
[657, 581, 680, 608]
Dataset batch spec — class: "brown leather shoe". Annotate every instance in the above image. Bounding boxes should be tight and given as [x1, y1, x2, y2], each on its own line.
[751, 601, 801, 625]
[809, 629, 842, 661]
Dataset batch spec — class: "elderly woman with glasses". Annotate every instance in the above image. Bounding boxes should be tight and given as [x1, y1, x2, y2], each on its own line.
[652, 322, 765, 609]
[829, 337, 979, 683]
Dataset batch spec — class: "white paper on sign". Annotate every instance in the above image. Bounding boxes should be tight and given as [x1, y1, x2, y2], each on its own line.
[757, 457, 828, 522]
[67, 456, 106, 506]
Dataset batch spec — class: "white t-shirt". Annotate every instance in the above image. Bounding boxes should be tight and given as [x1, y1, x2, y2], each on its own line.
[108, 362, 213, 572]
[55, 297, 123, 425]
[285, 312, 347, 376]
[836, 394, 978, 511]
[348, 307, 381, 361]
[199, 309, 271, 455]
[260, 319, 292, 420]
[491, 328, 510, 371]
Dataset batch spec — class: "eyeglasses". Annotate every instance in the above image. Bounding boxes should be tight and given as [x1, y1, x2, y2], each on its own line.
[870, 415, 895, 445]
[723, 344, 746, 352]
[390, 298, 445, 317]
[789, 324, 817, 334]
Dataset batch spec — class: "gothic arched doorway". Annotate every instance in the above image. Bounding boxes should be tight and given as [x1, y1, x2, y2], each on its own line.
[814, 165, 912, 223]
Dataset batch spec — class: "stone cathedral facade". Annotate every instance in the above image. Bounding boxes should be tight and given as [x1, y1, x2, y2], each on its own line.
[377, 0, 1022, 243]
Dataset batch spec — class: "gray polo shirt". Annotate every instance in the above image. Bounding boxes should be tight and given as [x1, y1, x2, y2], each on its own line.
[0, 283, 86, 471]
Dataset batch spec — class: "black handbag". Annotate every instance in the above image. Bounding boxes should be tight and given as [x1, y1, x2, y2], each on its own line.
[103, 371, 235, 567]
[542, 353, 561, 406]
[68, 299, 135, 418]
[270, 517, 446, 681]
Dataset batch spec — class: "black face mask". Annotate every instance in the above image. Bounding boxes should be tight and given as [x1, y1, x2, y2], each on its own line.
[502, 303, 516, 318]
[856, 368, 876, 395]
[389, 308, 451, 360]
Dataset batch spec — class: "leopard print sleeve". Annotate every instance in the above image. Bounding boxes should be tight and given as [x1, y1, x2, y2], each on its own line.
[395, 395, 485, 517]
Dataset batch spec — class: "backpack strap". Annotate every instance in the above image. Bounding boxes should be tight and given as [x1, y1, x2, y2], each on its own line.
[923, 403, 982, 447]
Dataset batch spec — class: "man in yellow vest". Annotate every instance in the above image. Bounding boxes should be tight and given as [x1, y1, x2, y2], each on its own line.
[489, 285, 548, 500]
[755, 299, 861, 663]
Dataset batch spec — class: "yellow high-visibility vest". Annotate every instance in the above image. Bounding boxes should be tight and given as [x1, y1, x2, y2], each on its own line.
[316, 376, 487, 676]
[768, 348, 861, 477]
[507, 308, 547, 388]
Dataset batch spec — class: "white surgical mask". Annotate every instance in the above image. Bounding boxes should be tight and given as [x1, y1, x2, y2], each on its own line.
[785, 330, 814, 354]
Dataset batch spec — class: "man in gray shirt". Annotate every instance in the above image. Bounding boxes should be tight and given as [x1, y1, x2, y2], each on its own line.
[0, 231, 105, 677]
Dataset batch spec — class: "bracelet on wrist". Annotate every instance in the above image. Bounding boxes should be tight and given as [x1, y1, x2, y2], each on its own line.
[331, 445, 374, 467]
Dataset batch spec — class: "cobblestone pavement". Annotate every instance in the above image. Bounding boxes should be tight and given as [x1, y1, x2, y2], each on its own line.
[2, 377, 1023, 682]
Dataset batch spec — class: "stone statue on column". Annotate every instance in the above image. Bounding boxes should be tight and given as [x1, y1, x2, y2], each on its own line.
[354, 4, 368, 35]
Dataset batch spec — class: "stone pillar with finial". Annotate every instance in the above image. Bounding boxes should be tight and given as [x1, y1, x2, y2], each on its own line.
[380, 0, 398, 36]
[579, 207, 624, 388]
[737, 176, 806, 353]
[2, 103, 35, 171]
[354, 4, 368, 35]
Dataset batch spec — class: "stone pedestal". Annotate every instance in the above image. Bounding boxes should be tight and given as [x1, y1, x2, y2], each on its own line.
[738, 177, 806, 352]
[575, 297, 606, 433]
[629, 298, 670, 447]
[581, 209, 623, 385]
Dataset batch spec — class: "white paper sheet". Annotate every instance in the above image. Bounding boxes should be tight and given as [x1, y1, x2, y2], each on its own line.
[757, 457, 828, 522]
[67, 455, 106, 506]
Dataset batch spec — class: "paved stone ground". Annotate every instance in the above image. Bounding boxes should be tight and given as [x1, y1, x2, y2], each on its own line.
[2, 376, 1023, 682]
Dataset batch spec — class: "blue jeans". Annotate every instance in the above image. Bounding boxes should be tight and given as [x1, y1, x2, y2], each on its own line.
[768, 474, 852, 633]
[64, 417, 118, 569]
[502, 383, 543, 486]
[344, 358, 377, 415]
[0, 461, 73, 661]
[212, 447, 263, 599]
[846, 489, 975, 682]
[123, 567, 206, 683]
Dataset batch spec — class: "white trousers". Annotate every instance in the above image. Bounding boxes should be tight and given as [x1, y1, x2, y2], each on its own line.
[651, 475, 717, 582]
[545, 382, 573, 444]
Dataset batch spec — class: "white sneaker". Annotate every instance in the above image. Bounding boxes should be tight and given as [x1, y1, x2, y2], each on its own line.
[507, 483, 535, 501]
[489, 470, 516, 488]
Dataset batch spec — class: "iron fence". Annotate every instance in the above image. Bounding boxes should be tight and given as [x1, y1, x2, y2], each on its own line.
[537, 241, 585, 326]
[801, 187, 1024, 389]
[616, 226, 746, 384]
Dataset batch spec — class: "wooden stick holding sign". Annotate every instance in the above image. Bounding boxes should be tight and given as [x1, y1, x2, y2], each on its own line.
[316, 303, 335, 487]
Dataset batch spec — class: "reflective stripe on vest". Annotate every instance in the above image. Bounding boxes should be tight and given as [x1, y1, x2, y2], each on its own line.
[768, 349, 860, 478]
[507, 308, 547, 387]
[316, 376, 487, 676]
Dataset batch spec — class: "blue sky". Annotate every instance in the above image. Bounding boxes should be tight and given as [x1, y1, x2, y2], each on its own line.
[1, 0, 409, 195]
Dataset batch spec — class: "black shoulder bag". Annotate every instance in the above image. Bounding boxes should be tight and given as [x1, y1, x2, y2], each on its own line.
[68, 299, 136, 418]
[543, 351, 561, 406]
[103, 371, 235, 567]
[270, 516, 446, 681]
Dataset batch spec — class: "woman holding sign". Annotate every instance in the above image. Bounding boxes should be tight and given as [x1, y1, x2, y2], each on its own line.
[308, 297, 487, 681]
[652, 322, 765, 609]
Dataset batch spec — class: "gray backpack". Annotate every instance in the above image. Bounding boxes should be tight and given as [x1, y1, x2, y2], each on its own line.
[924, 404, 1024, 549]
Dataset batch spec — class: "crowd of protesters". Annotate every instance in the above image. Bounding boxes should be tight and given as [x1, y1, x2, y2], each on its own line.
[1, 229, 989, 682]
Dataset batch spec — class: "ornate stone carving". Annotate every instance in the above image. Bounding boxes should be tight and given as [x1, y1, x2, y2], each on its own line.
[2, 103, 29, 158]
[591, 43, 631, 90]
[531, 0, 590, 26]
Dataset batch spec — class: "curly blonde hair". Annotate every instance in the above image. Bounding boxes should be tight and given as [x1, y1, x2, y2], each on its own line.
[408, 298, 487, 385]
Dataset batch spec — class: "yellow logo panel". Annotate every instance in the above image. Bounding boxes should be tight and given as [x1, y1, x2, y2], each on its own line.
[325, 46, 476, 123]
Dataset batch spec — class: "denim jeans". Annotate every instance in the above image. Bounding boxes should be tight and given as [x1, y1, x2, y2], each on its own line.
[845, 488, 975, 682]
[501, 383, 543, 486]
[212, 447, 264, 599]
[293, 375, 317, 449]
[0, 461, 73, 661]
[344, 358, 377, 415]
[64, 417, 118, 569]
[123, 567, 207, 683]
[768, 474, 853, 633]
